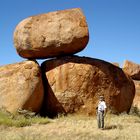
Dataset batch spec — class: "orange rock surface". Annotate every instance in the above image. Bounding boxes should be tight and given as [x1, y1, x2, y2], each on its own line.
[0, 60, 44, 113]
[41, 56, 135, 117]
[14, 8, 89, 59]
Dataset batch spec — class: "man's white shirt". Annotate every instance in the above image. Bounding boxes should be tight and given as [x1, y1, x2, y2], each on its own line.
[98, 101, 107, 112]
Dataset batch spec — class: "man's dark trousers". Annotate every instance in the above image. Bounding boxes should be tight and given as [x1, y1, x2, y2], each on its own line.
[97, 111, 104, 128]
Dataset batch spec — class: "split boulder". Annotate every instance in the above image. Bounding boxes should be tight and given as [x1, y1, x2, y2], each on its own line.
[41, 56, 135, 117]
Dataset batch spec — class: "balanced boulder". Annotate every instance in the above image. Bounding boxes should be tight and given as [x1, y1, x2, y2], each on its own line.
[0, 60, 44, 113]
[14, 8, 89, 59]
[41, 56, 135, 117]
[123, 60, 140, 80]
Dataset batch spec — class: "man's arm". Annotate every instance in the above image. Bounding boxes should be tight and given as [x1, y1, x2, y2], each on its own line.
[96, 106, 98, 115]
[104, 102, 107, 117]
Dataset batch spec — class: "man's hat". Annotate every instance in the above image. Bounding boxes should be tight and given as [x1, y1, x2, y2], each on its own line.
[99, 95, 104, 99]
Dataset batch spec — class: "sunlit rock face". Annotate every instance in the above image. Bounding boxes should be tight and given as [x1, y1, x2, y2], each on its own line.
[0, 60, 44, 113]
[41, 56, 135, 117]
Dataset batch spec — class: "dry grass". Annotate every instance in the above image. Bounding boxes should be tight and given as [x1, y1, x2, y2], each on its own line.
[0, 113, 139, 140]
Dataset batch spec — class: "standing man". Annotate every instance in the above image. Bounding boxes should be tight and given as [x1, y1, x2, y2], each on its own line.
[96, 95, 107, 129]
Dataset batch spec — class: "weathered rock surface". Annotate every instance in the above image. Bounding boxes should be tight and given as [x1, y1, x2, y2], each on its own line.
[123, 60, 140, 80]
[41, 56, 135, 117]
[132, 80, 140, 110]
[14, 8, 89, 59]
[0, 60, 44, 113]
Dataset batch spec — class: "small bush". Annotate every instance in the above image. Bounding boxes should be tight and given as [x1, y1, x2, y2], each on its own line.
[0, 110, 50, 127]
[129, 106, 140, 117]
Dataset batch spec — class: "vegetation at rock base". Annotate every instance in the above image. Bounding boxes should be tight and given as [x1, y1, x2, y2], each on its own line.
[129, 106, 140, 117]
[0, 109, 139, 140]
[0, 109, 50, 127]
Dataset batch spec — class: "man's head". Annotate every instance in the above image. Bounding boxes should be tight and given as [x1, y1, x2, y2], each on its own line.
[99, 95, 104, 101]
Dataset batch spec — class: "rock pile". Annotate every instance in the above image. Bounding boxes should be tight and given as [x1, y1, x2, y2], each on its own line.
[0, 8, 135, 117]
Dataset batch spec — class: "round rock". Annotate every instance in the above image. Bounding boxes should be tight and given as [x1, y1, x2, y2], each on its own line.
[14, 8, 89, 59]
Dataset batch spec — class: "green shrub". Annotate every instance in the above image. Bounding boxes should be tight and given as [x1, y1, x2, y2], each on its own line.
[0, 110, 50, 127]
[129, 106, 140, 117]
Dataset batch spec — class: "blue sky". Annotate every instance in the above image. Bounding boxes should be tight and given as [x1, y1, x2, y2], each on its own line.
[0, 0, 140, 67]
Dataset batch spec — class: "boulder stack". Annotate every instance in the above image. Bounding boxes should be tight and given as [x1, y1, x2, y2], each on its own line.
[0, 8, 136, 117]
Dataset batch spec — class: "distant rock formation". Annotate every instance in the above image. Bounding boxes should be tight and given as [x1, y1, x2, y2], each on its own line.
[132, 80, 140, 110]
[112, 62, 120, 67]
[123, 60, 140, 80]
[14, 8, 89, 59]
[123, 60, 140, 112]
[41, 56, 135, 117]
[0, 60, 44, 113]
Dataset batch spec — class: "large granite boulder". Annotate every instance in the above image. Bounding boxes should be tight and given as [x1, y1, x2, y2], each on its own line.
[123, 60, 140, 80]
[0, 60, 44, 113]
[41, 56, 135, 117]
[14, 8, 89, 59]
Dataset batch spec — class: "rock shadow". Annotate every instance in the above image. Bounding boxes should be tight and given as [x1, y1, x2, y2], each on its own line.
[104, 124, 123, 130]
[40, 66, 66, 118]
